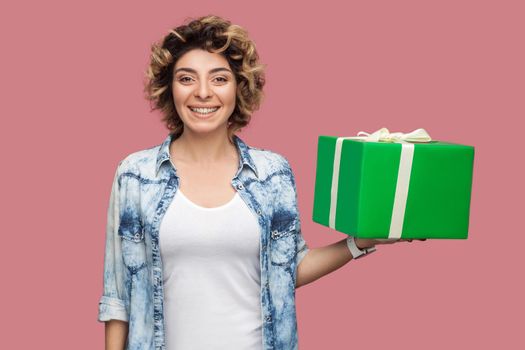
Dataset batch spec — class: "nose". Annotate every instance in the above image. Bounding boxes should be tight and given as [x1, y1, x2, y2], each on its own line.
[194, 80, 212, 99]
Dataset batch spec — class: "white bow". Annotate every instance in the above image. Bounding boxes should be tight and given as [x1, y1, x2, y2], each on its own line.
[355, 127, 432, 143]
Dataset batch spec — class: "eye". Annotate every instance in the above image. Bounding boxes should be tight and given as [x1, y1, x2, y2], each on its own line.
[214, 76, 228, 83]
[177, 76, 193, 83]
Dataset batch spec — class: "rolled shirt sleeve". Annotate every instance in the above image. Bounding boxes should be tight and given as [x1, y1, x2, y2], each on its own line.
[98, 160, 130, 322]
[295, 217, 309, 268]
[283, 157, 310, 268]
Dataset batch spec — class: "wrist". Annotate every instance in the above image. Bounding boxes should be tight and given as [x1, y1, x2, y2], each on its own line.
[355, 238, 375, 250]
[346, 236, 377, 260]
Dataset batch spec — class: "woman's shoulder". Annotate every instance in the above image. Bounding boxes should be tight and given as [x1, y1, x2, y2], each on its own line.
[115, 143, 162, 176]
[245, 143, 294, 179]
[249, 145, 289, 165]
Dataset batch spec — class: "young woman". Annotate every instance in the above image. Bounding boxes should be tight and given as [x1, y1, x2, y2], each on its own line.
[97, 15, 422, 350]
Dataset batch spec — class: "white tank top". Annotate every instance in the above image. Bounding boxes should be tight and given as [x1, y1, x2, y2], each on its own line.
[159, 188, 263, 350]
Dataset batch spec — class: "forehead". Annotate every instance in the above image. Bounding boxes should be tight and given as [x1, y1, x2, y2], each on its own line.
[175, 49, 230, 70]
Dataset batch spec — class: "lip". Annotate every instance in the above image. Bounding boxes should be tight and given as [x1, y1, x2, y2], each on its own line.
[188, 106, 221, 119]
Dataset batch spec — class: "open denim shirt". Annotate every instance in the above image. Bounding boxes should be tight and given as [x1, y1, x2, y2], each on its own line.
[97, 133, 310, 350]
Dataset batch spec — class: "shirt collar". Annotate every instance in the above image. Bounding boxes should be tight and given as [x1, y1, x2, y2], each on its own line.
[155, 133, 259, 179]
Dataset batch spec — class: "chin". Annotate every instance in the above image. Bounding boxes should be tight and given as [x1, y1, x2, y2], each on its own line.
[184, 123, 229, 135]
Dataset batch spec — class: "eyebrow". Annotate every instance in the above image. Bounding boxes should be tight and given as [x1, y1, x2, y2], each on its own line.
[174, 67, 233, 75]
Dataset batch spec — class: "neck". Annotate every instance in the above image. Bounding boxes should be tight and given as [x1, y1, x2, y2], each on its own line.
[170, 128, 236, 165]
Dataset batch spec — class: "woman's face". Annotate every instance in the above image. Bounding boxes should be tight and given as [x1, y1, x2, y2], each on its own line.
[172, 49, 237, 136]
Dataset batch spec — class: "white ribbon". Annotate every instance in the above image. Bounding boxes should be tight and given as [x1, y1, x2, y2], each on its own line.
[329, 128, 432, 238]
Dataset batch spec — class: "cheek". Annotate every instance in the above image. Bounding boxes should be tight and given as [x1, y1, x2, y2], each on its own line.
[172, 87, 184, 105]
[172, 94, 189, 118]
[172, 94, 184, 114]
[218, 86, 237, 106]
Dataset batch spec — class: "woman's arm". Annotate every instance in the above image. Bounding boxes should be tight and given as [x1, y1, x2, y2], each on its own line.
[98, 162, 132, 347]
[105, 320, 128, 350]
[295, 237, 419, 288]
[295, 238, 353, 288]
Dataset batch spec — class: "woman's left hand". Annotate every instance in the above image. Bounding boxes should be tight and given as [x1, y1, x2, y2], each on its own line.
[355, 237, 426, 249]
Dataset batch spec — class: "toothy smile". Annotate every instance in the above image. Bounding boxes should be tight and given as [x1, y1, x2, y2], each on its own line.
[189, 106, 220, 114]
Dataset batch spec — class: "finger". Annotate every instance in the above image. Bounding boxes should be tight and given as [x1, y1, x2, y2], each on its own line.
[374, 238, 400, 244]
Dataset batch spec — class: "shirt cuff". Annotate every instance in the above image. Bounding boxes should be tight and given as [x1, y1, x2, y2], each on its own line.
[98, 295, 128, 322]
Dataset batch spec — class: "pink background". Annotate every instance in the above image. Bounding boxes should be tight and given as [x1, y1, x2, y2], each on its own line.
[2, 0, 523, 348]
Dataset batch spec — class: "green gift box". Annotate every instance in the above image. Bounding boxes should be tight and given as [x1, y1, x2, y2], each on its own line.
[312, 128, 475, 239]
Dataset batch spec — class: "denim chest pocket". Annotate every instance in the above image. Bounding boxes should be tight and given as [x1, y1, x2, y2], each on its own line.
[269, 217, 297, 266]
[118, 219, 147, 273]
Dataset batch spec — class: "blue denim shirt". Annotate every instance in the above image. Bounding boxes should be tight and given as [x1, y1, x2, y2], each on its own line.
[98, 133, 310, 350]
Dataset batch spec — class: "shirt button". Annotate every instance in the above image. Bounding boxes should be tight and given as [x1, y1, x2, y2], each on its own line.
[265, 315, 272, 322]
[256, 208, 262, 215]
[237, 184, 244, 190]
[265, 281, 269, 288]
[134, 233, 141, 239]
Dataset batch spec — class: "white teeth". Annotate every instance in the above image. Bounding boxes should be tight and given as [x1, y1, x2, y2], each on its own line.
[190, 107, 219, 114]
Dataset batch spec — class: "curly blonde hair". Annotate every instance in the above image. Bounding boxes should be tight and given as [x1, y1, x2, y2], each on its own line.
[143, 15, 266, 143]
